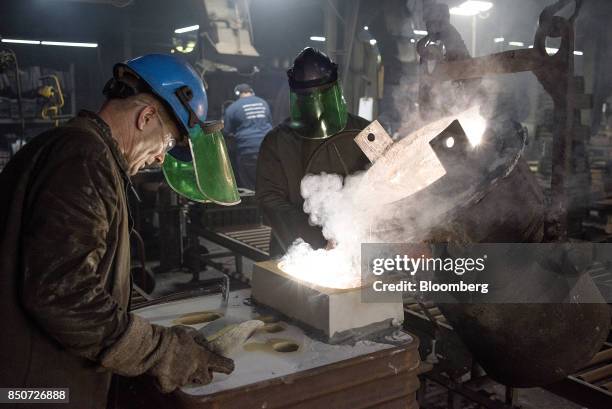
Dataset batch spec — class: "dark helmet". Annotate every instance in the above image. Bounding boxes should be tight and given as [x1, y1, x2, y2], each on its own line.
[287, 47, 338, 91]
[287, 47, 348, 140]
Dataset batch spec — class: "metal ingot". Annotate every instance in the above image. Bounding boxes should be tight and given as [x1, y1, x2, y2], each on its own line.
[355, 117, 611, 386]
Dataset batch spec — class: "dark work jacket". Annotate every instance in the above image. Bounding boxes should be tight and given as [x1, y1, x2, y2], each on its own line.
[0, 112, 133, 409]
[256, 113, 370, 256]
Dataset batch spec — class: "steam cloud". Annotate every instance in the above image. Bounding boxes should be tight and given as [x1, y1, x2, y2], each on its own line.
[279, 107, 489, 289]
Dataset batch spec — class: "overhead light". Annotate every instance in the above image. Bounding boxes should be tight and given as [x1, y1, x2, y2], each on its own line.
[546, 47, 559, 53]
[310, 36, 326, 42]
[508, 41, 524, 47]
[494, 37, 504, 43]
[364, 26, 369, 31]
[413, 30, 428, 36]
[410, 38, 416, 44]
[369, 39, 377, 45]
[450, 7, 478, 16]
[574, 50, 583, 56]
[450, 1, 493, 16]
[41, 41, 98, 48]
[1, 38, 40, 45]
[174, 24, 199, 34]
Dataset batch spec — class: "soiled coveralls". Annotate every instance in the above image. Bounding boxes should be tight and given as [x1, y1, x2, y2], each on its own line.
[256, 113, 369, 257]
[0, 112, 207, 408]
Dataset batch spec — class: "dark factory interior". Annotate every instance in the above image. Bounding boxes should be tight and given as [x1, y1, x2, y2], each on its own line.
[1, 1, 612, 408]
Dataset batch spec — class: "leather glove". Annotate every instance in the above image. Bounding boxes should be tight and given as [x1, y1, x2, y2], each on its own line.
[100, 316, 234, 394]
[147, 325, 235, 393]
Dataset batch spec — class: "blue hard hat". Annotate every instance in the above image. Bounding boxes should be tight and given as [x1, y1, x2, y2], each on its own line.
[116, 54, 207, 161]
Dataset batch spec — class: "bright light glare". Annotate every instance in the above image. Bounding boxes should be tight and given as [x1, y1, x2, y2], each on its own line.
[413, 30, 428, 36]
[494, 37, 505, 43]
[310, 36, 326, 42]
[174, 24, 199, 34]
[459, 108, 487, 146]
[450, 7, 478, 16]
[41, 41, 98, 47]
[446, 137, 455, 148]
[508, 41, 524, 47]
[546, 47, 559, 54]
[451, 1, 493, 16]
[278, 241, 361, 289]
[364, 25, 369, 30]
[1, 38, 40, 44]
[460, 1, 493, 12]
[369, 39, 377, 45]
[574, 50, 583, 56]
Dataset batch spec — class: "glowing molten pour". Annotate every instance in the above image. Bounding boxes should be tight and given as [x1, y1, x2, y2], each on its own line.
[460, 107, 487, 146]
[277, 240, 361, 290]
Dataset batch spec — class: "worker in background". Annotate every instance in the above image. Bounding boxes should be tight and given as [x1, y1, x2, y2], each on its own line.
[256, 47, 370, 257]
[0, 54, 241, 409]
[223, 83, 272, 190]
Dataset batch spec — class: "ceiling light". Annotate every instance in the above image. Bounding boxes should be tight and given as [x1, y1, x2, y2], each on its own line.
[364, 26, 369, 31]
[494, 37, 504, 43]
[1, 38, 40, 45]
[369, 39, 377, 45]
[450, 7, 478, 16]
[41, 41, 98, 47]
[174, 25, 199, 34]
[508, 41, 524, 47]
[574, 50, 583, 56]
[460, 1, 493, 12]
[310, 36, 326, 42]
[450, 1, 493, 16]
[413, 30, 428, 36]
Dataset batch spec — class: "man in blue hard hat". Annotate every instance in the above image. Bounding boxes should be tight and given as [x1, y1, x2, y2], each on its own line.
[223, 83, 272, 190]
[0, 54, 240, 409]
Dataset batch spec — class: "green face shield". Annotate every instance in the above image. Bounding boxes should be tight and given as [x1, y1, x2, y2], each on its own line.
[289, 82, 348, 140]
[162, 121, 240, 205]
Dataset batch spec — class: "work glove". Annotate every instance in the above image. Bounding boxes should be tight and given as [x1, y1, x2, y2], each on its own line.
[208, 320, 265, 356]
[148, 325, 235, 393]
[100, 315, 234, 394]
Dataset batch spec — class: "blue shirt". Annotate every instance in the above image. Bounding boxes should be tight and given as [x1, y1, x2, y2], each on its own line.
[223, 95, 273, 155]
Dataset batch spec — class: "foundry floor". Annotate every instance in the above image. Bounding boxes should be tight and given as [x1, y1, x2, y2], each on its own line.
[143, 238, 584, 409]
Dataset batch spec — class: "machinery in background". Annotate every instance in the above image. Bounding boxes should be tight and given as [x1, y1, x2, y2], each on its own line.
[201, 0, 259, 58]
[37, 75, 65, 127]
[0, 46, 76, 171]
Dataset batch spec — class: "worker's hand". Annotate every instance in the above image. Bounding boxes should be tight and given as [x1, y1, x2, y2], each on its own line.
[208, 320, 265, 356]
[147, 325, 235, 393]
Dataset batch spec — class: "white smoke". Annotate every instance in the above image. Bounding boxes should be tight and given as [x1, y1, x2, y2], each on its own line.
[278, 107, 489, 290]
[278, 172, 371, 289]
